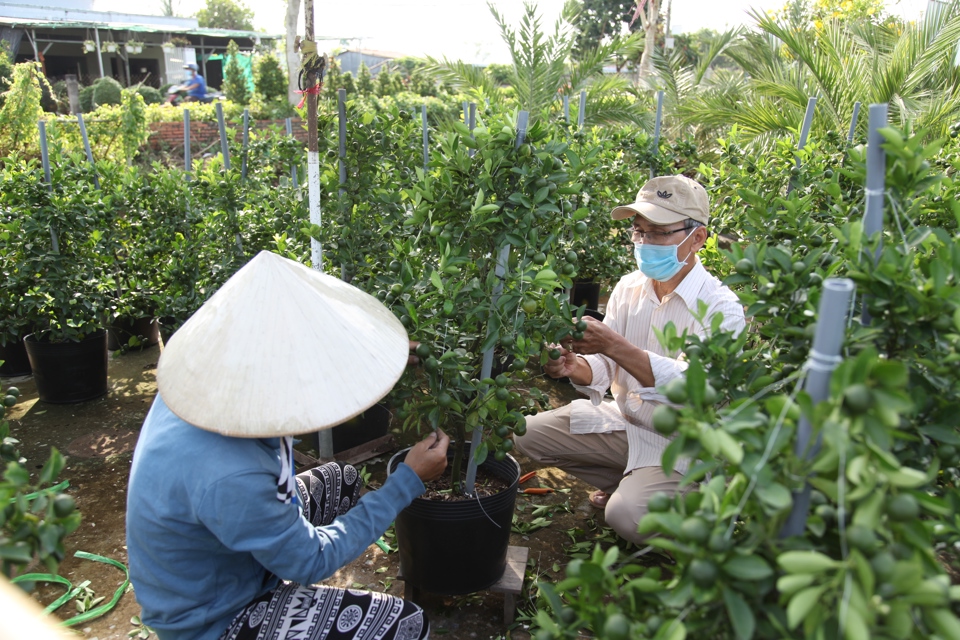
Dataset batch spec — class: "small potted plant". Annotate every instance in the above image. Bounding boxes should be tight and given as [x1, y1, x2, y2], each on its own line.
[125, 40, 144, 55]
[83, 40, 97, 53]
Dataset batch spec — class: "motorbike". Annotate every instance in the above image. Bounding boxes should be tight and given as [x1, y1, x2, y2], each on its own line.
[166, 84, 219, 106]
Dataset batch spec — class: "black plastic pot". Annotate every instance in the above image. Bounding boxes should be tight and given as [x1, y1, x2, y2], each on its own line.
[106, 317, 160, 351]
[331, 402, 391, 453]
[388, 445, 520, 595]
[570, 280, 601, 311]
[24, 330, 108, 404]
[0, 338, 31, 377]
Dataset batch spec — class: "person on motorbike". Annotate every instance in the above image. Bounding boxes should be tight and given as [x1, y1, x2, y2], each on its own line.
[182, 63, 209, 103]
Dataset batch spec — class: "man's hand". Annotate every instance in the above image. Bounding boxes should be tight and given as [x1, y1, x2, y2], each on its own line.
[544, 344, 579, 379]
[404, 430, 450, 483]
[407, 340, 421, 367]
[570, 316, 623, 356]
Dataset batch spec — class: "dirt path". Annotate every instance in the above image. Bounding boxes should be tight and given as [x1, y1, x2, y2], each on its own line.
[5, 344, 613, 640]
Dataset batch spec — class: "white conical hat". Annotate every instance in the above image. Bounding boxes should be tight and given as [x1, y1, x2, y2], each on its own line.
[157, 251, 409, 437]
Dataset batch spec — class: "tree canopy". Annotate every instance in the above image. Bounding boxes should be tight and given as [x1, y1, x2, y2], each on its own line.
[196, 0, 255, 31]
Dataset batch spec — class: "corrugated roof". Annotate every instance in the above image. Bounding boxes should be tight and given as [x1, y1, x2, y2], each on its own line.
[0, 17, 283, 39]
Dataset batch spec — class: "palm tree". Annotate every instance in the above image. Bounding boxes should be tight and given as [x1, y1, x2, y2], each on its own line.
[427, 1, 649, 128]
[660, 1, 960, 142]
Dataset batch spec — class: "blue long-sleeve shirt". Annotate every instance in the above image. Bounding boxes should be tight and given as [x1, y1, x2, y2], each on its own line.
[126, 395, 424, 640]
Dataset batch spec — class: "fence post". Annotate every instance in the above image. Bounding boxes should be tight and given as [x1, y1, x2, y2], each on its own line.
[787, 96, 818, 195]
[780, 278, 856, 538]
[847, 102, 862, 145]
[285, 117, 299, 189]
[464, 111, 530, 495]
[651, 89, 664, 179]
[240, 108, 250, 182]
[861, 103, 888, 326]
[215, 101, 231, 170]
[183, 108, 192, 180]
[76, 113, 99, 189]
[38, 120, 59, 254]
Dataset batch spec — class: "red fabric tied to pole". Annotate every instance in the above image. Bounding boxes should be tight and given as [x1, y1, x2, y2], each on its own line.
[296, 84, 322, 109]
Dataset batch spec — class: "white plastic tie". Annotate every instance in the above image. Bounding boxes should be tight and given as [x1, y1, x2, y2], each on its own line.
[804, 349, 844, 373]
[864, 188, 886, 197]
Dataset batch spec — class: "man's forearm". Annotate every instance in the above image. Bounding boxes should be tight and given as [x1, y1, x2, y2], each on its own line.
[604, 338, 656, 388]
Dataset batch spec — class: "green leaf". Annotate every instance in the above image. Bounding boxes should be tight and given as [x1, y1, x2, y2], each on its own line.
[722, 555, 774, 581]
[844, 607, 869, 640]
[887, 467, 927, 488]
[722, 587, 756, 640]
[654, 618, 687, 640]
[429, 270, 444, 293]
[787, 585, 827, 630]
[0, 542, 33, 563]
[778, 551, 838, 574]
[473, 441, 489, 465]
[777, 574, 816, 595]
[756, 483, 792, 512]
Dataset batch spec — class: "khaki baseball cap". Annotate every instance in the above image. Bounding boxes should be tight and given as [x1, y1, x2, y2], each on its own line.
[611, 175, 709, 225]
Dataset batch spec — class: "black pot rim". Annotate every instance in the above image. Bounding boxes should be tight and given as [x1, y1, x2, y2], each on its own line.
[25, 328, 107, 344]
[387, 444, 520, 503]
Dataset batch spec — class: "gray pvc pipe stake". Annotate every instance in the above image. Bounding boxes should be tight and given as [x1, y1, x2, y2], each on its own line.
[285, 118, 299, 189]
[76, 113, 99, 189]
[422, 104, 429, 171]
[462, 101, 468, 124]
[787, 96, 818, 195]
[38, 120, 51, 187]
[38, 120, 59, 254]
[780, 278, 855, 538]
[215, 101, 231, 170]
[577, 91, 586, 128]
[651, 90, 664, 179]
[563, 95, 570, 124]
[861, 103, 888, 326]
[240, 109, 250, 182]
[797, 96, 817, 152]
[184, 108, 192, 180]
[338, 89, 347, 195]
[465, 111, 530, 495]
[847, 102, 862, 144]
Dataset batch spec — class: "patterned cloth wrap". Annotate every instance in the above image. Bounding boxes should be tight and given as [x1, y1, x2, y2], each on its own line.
[219, 462, 428, 640]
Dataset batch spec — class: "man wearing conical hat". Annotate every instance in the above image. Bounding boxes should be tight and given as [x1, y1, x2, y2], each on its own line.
[126, 251, 450, 640]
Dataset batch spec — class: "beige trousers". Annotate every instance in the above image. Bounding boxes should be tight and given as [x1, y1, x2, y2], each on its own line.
[515, 403, 684, 544]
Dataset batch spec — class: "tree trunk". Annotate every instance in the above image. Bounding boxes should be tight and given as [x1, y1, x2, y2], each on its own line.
[285, 0, 301, 106]
[637, 0, 660, 81]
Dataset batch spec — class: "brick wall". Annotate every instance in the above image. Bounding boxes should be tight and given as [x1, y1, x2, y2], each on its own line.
[149, 118, 309, 150]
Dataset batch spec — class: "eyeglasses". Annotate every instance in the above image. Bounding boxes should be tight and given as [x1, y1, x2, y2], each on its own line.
[628, 226, 690, 244]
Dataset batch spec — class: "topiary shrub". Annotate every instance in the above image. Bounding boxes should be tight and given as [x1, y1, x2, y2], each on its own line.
[136, 85, 163, 105]
[78, 77, 124, 112]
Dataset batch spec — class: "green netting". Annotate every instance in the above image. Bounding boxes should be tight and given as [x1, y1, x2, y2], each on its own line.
[207, 52, 255, 92]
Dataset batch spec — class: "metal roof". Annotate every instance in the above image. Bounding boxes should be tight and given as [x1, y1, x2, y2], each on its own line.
[0, 17, 283, 40]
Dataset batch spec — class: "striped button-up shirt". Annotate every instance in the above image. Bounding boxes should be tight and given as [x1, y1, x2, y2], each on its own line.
[570, 258, 746, 475]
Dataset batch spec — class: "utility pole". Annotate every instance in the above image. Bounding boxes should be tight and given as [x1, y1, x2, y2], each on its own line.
[665, 0, 674, 50]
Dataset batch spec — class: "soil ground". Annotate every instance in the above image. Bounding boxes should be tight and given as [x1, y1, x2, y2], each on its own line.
[4, 341, 637, 640]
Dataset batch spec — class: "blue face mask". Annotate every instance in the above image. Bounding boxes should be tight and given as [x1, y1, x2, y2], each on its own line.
[634, 229, 695, 282]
